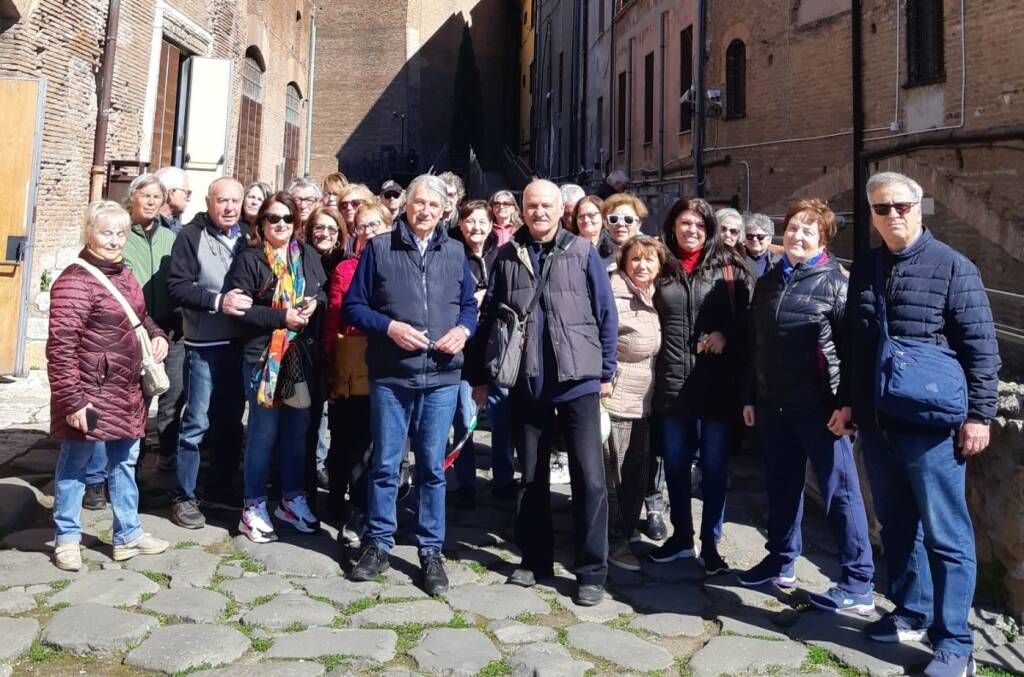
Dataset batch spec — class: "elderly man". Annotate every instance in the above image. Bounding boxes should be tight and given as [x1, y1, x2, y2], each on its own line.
[559, 183, 585, 229]
[469, 179, 617, 606]
[167, 177, 251, 529]
[380, 179, 404, 218]
[595, 169, 627, 200]
[838, 172, 1000, 677]
[288, 176, 323, 227]
[155, 166, 191, 234]
[743, 213, 779, 279]
[343, 174, 478, 595]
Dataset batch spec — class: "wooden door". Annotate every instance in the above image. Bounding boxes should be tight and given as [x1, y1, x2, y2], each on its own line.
[0, 78, 44, 375]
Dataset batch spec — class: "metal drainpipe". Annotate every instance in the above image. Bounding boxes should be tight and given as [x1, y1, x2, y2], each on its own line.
[657, 11, 666, 184]
[693, 0, 706, 197]
[303, 5, 317, 177]
[626, 36, 633, 180]
[852, 0, 868, 257]
[608, 7, 615, 174]
[90, 0, 122, 201]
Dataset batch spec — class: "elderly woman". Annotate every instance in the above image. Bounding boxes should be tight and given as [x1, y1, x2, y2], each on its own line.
[242, 182, 273, 230]
[322, 172, 349, 208]
[743, 213, 779, 279]
[739, 198, 875, 613]
[716, 208, 744, 250]
[489, 190, 522, 248]
[650, 198, 752, 575]
[287, 177, 323, 228]
[560, 184, 585, 229]
[47, 201, 171, 570]
[602, 235, 672, 571]
[227, 192, 328, 543]
[438, 171, 465, 232]
[569, 196, 618, 270]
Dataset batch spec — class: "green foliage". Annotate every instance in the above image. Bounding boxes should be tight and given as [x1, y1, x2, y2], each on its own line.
[477, 659, 511, 677]
[138, 592, 156, 604]
[801, 645, 866, 677]
[251, 593, 278, 607]
[29, 642, 57, 662]
[141, 570, 170, 586]
[174, 541, 198, 550]
[49, 579, 70, 591]
[341, 597, 377, 615]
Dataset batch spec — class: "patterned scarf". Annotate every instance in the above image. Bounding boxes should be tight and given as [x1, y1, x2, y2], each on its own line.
[256, 240, 305, 407]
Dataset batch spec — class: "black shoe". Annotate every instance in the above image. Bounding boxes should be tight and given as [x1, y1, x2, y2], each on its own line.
[420, 549, 449, 596]
[648, 536, 696, 563]
[699, 544, 731, 576]
[491, 482, 518, 501]
[507, 568, 537, 587]
[574, 584, 604, 606]
[350, 543, 390, 581]
[170, 498, 206, 530]
[644, 511, 668, 541]
[83, 482, 107, 510]
[316, 467, 330, 491]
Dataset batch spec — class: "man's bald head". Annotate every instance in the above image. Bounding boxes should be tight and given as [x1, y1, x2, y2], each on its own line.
[522, 180, 563, 242]
[206, 177, 244, 232]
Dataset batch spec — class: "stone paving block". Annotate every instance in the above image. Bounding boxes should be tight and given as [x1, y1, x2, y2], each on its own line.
[141, 588, 230, 623]
[267, 627, 397, 663]
[232, 534, 342, 577]
[565, 622, 674, 671]
[689, 635, 808, 677]
[409, 628, 499, 675]
[41, 603, 157, 655]
[555, 593, 632, 623]
[445, 584, 549, 620]
[487, 619, 557, 644]
[975, 639, 1024, 675]
[193, 661, 325, 677]
[444, 561, 482, 587]
[614, 582, 711, 616]
[348, 599, 453, 627]
[299, 578, 382, 606]
[125, 624, 249, 674]
[705, 577, 795, 612]
[0, 550, 81, 587]
[787, 611, 932, 676]
[629, 612, 705, 637]
[241, 592, 337, 630]
[507, 641, 593, 677]
[126, 548, 221, 588]
[0, 616, 39, 662]
[133, 512, 230, 547]
[218, 574, 294, 604]
[0, 590, 35, 614]
[379, 584, 428, 600]
[217, 564, 243, 579]
[48, 569, 159, 608]
[0, 477, 49, 530]
[719, 612, 790, 641]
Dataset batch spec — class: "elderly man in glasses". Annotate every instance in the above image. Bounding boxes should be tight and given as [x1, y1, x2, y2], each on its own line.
[838, 171, 1000, 677]
[288, 177, 323, 228]
[155, 166, 191, 234]
[379, 180, 405, 218]
[742, 213, 779, 279]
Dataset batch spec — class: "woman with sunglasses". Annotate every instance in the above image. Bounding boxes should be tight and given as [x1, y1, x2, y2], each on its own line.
[226, 192, 328, 543]
[716, 208, 745, 250]
[570, 196, 618, 271]
[336, 184, 376, 251]
[743, 213, 780, 279]
[601, 193, 648, 271]
[488, 190, 522, 247]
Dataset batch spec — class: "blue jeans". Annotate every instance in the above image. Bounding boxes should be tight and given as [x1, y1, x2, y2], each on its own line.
[757, 408, 874, 593]
[176, 344, 244, 500]
[315, 402, 329, 470]
[367, 382, 459, 553]
[487, 384, 516, 488]
[452, 381, 478, 492]
[859, 424, 975, 655]
[242, 362, 310, 504]
[54, 439, 143, 546]
[85, 445, 107, 485]
[655, 414, 730, 546]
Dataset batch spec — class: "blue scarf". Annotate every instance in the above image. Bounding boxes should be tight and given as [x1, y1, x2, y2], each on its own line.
[781, 251, 826, 282]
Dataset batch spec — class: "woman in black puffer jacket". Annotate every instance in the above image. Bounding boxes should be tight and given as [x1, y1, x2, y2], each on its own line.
[738, 198, 875, 616]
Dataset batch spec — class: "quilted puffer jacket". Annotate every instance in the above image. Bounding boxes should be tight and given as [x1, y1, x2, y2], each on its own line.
[603, 271, 661, 419]
[47, 250, 166, 442]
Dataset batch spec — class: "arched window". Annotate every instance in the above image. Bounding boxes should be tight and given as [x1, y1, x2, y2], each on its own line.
[235, 48, 265, 186]
[725, 39, 746, 119]
[282, 83, 303, 185]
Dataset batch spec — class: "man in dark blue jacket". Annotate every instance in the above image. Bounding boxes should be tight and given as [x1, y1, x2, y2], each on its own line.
[836, 172, 1000, 677]
[343, 174, 478, 596]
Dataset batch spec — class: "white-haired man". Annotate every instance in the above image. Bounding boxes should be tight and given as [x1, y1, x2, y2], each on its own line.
[155, 166, 191, 234]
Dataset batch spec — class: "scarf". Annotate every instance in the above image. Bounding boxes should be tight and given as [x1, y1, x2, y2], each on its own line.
[675, 245, 703, 275]
[256, 240, 306, 407]
[781, 250, 827, 283]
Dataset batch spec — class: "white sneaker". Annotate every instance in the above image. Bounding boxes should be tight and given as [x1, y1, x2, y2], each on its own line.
[53, 543, 81, 571]
[275, 495, 318, 534]
[240, 501, 278, 543]
[550, 452, 571, 485]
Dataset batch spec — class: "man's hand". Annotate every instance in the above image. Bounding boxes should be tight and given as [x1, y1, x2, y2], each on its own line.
[387, 321, 430, 351]
[151, 336, 169, 362]
[285, 307, 307, 331]
[827, 406, 855, 436]
[702, 331, 727, 354]
[298, 299, 318, 319]
[958, 419, 990, 456]
[433, 327, 468, 355]
[221, 289, 253, 316]
[600, 381, 613, 397]
[66, 404, 92, 432]
[742, 405, 756, 427]
[471, 385, 489, 407]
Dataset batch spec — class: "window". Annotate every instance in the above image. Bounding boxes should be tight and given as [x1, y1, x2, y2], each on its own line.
[598, 0, 605, 33]
[679, 26, 693, 132]
[234, 50, 264, 186]
[558, 52, 564, 114]
[725, 39, 746, 119]
[643, 51, 654, 144]
[282, 84, 302, 185]
[907, 0, 944, 85]
[150, 40, 186, 169]
[616, 71, 626, 152]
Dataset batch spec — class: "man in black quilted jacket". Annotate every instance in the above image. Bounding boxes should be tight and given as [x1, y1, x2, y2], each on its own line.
[837, 171, 1000, 677]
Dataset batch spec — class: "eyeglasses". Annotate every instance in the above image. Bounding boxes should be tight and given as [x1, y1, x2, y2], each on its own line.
[578, 212, 602, 222]
[745, 233, 768, 242]
[355, 220, 385, 232]
[607, 214, 638, 226]
[170, 188, 193, 198]
[723, 227, 741, 236]
[264, 213, 294, 225]
[294, 196, 319, 206]
[339, 200, 365, 210]
[313, 223, 339, 234]
[382, 191, 401, 200]
[492, 201, 515, 208]
[871, 202, 917, 216]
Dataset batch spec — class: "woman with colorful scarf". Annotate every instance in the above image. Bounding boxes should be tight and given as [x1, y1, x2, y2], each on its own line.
[227, 192, 328, 543]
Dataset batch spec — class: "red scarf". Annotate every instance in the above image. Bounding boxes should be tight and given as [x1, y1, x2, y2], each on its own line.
[676, 245, 703, 275]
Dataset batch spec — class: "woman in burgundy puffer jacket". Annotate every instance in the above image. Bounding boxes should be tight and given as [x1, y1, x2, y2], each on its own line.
[47, 201, 171, 572]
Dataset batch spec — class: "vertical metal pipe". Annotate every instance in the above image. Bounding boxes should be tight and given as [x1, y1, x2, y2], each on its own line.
[90, 0, 122, 201]
[658, 11, 665, 183]
[852, 0, 868, 257]
[303, 5, 317, 176]
[693, 0, 706, 197]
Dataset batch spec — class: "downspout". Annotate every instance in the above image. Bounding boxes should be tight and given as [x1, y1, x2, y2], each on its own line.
[607, 6, 615, 174]
[568, 0, 581, 178]
[303, 5, 317, 176]
[90, 0, 122, 201]
[579, 0, 589, 176]
[626, 37, 633, 180]
[693, 0, 706, 197]
[657, 11, 666, 183]
[852, 0, 868, 257]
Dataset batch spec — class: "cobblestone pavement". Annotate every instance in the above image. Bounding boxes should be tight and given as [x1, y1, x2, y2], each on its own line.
[0, 372, 1020, 676]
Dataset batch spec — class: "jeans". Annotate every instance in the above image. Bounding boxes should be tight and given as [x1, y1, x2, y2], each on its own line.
[452, 381, 478, 492]
[156, 334, 187, 457]
[859, 424, 975, 655]
[487, 384, 516, 488]
[85, 445, 107, 485]
[54, 439, 143, 546]
[655, 414, 730, 546]
[644, 455, 666, 514]
[242, 362, 310, 504]
[604, 416, 651, 546]
[175, 344, 244, 500]
[757, 408, 874, 594]
[367, 382, 459, 553]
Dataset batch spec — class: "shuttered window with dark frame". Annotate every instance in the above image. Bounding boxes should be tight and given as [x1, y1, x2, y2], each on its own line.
[616, 71, 626, 152]
[725, 39, 746, 119]
[679, 26, 693, 132]
[150, 40, 184, 169]
[282, 84, 302, 185]
[234, 52, 264, 187]
[907, 0, 945, 85]
[643, 51, 654, 144]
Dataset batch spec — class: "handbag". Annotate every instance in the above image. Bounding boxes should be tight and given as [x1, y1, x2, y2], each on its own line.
[75, 258, 170, 398]
[872, 249, 967, 428]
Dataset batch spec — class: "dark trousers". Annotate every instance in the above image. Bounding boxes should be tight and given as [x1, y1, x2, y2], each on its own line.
[644, 455, 665, 514]
[156, 333, 186, 457]
[758, 408, 874, 594]
[604, 416, 651, 546]
[327, 395, 372, 519]
[513, 392, 608, 586]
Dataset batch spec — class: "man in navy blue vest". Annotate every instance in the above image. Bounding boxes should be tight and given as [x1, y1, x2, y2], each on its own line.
[837, 172, 1000, 677]
[343, 174, 478, 596]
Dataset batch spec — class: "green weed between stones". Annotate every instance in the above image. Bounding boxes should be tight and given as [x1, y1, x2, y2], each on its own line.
[340, 596, 377, 615]
[49, 579, 70, 592]
[170, 662, 213, 676]
[139, 592, 156, 604]
[477, 659, 512, 677]
[174, 541, 198, 550]
[141, 570, 170, 586]
[28, 641, 57, 662]
[223, 552, 263, 574]
[466, 561, 488, 575]
[283, 622, 305, 633]
[978, 668, 1018, 677]
[239, 624, 272, 652]
[513, 612, 539, 623]
[51, 602, 69, 611]
[321, 655, 348, 671]
[250, 593, 278, 607]
[800, 644, 866, 677]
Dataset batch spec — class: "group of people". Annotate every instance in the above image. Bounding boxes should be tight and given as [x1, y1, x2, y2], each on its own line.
[46, 166, 999, 677]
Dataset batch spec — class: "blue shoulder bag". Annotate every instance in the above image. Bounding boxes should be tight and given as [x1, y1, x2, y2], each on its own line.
[872, 249, 967, 428]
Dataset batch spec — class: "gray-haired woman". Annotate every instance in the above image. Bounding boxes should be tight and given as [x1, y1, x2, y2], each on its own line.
[743, 213, 779, 279]
[489, 189, 522, 247]
[715, 207, 744, 250]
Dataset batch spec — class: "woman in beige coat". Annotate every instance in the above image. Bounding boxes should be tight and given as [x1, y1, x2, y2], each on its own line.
[602, 235, 674, 571]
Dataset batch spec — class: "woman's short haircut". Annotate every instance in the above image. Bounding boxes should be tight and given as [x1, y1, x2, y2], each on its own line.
[560, 183, 585, 205]
[438, 172, 465, 202]
[248, 192, 302, 247]
[715, 207, 744, 234]
[602, 192, 649, 220]
[783, 198, 838, 246]
[305, 206, 348, 249]
[124, 173, 166, 208]
[83, 200, 131, 243]
[338, 183, 375, 202]
[286, 176, 322, 199]
[245, 181, 273, 203]
[354, 199, 394, 228]
[616, 234, 673, 279]
[569, 195, 604, 235]
[743, 212, 775, 238]
[322, 172, 349, 196]
[458, 199, 491, 222]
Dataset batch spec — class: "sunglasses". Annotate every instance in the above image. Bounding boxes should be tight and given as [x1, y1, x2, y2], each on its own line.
[294, 196, 319, 206]
[723, 227, 741, 236]
[339, 200, 365, 210]
[871, 202, 917, 216]
[745, 233, 768, 242]
[607, 214, 638, 226]
[492, 201, 515, 208]
[382, 191, 401, 200]
[264, 213, 294, 225]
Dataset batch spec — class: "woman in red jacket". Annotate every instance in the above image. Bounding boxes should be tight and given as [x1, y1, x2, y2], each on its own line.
[47, 201, 170, 571]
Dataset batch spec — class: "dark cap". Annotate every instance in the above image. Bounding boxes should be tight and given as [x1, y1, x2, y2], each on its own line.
[381, 180, 402, 193]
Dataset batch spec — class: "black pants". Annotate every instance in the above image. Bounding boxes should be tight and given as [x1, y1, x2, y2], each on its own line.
[156, 332, 187, 458]
[327, 395, 372, 519]
[513, 392, 608, 586]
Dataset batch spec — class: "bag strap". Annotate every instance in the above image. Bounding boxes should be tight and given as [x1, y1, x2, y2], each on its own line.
[74, 258, 143, 329]
[723, 264, 736, 313]
[871, 248, 890, 339]
[520, 241, 562, 321]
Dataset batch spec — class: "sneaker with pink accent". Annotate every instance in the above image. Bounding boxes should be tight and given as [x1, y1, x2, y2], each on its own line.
[239, 501, 278, 543]
[274, 495, 318, 534]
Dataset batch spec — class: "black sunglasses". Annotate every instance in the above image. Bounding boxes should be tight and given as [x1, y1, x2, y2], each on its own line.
[723, 227, 741, 235]
[382, 191, 401, 200]
[871, 202, 917, 217]
[745, 233, 768, 242]
[607, 214, 638, 226]
[264, 213, 294, 225]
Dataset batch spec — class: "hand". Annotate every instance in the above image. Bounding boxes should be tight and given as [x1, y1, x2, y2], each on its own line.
[471, 385, 489, 408]
[827, 406, 856, 436]
[151, 336, 169, 362]
[702, 331, 727, 354]
[387, 321, 429, 351]
[742, 405, 756, 427]
[65, 404, 92, 432]
[221, 289, 253, 316]
[958, 419, 990, 456]
[600, 382, 613, 397]
[285, 307, 308, 331]
[433, 327, 468, 355]
[298, 299, 318, 318]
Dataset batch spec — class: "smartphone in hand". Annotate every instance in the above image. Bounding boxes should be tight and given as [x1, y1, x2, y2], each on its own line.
[85, 408, 99, 432]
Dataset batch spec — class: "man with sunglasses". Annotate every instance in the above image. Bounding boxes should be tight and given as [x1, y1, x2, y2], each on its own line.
[742, 213, 779, 279]
[839, 172, 1000, 677]
[379, 180, 404, 218]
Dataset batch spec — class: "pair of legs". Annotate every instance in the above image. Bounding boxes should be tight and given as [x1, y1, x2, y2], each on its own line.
[54, 439, 144, 546]
[604, 416, 652, 548]
[327, 395, 372, 520]
[451, 380, 478, 494]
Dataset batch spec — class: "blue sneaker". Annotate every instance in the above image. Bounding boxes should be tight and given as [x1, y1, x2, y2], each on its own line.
[737, 557, 796, 588]
[863, 613, 928, 643]
[923, 650, 976, 677]
[808, 585, 876, 616]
